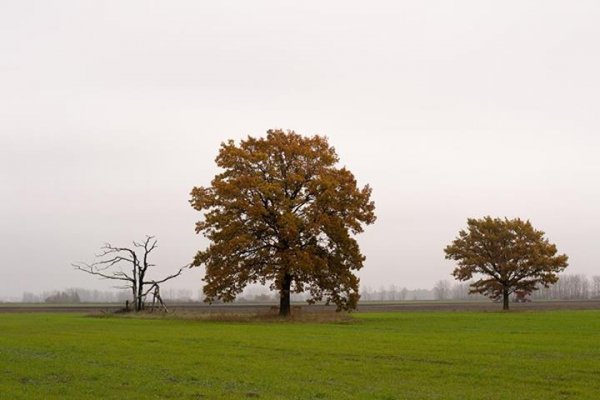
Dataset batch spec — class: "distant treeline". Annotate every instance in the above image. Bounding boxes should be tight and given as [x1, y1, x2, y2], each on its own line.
[12, 274, 600, 304]
[531, 274, 600, 300]
[363, 274, 600, 302]
[20, 288, 198, 304]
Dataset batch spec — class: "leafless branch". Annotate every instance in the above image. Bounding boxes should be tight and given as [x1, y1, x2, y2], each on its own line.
[150, 265, 188, 285]
[72, 262, 133, 282]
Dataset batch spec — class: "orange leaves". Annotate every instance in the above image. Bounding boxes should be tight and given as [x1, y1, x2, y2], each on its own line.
[445, 216, 569, 307]
[190, 129, 376, 311]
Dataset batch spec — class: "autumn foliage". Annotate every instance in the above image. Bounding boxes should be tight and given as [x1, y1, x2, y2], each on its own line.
[190, 130, 376, 316]
[444, 217, 568, 310]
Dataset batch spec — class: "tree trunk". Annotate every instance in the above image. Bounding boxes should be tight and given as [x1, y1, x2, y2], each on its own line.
[279, 273, 292, 317]
[137, 285, 144, 311]
[131, 283, 137, 311]
[503, 287, 509, 311]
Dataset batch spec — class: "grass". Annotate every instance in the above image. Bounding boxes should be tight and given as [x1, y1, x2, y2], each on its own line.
[0, 310, 599, 399]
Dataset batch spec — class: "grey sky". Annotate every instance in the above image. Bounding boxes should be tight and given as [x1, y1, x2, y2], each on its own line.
[1, 1, 599, 299]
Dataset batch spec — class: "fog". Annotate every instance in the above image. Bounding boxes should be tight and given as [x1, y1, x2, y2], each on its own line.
[1, 1, 599, 300]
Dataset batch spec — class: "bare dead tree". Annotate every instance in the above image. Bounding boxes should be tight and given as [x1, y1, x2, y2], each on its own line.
[73, 236, 187, 311]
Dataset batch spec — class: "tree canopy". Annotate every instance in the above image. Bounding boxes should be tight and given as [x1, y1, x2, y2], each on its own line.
[444, 217, 568, 310]
[190, 129, 376, 316]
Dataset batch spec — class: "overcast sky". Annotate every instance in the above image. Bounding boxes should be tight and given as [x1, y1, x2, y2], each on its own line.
[1, 1, 599, 300]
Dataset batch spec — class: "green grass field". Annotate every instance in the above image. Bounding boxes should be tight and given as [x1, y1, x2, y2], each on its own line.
[1, 311, 599, 399]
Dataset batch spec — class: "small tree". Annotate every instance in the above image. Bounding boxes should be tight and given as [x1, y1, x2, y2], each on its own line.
[190, 129, 376, 316]
[444, 217, 568, 310]
[73, 236, 186, 311]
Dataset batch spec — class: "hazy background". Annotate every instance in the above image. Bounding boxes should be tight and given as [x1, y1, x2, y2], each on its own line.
[1, 1, 599, 300]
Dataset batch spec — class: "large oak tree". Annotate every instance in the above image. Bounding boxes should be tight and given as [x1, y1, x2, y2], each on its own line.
[444, 217, 568, 310]
[190, 129, 376, 316]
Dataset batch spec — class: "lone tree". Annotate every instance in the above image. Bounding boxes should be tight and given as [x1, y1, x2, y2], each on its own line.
[73, 236, 186, 312]
[444, 217, 568, 310]
[190, 129, 376, 316]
